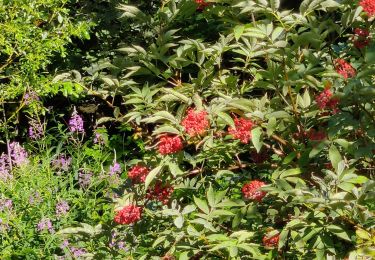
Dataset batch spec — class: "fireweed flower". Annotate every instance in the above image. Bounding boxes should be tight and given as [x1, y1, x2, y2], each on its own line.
[24, 91, 39, 105]
[146, 182, 174, 205]
[28, 119, 44, 140]
[114, 205, 142, 225]
[315, 88, 339, 112]
[56, 200, 70, 216]
[37, 218, 54, 233]
[78, 171, 92, 189]
[51, 155, 72, 172]
[70, 247, 87, 258]
[334, 59, 356, 79]
[69, 110, 84, 133]
[228, 117, 254, 144]
[263, 233, 280, 248]
[109, 162, 121, 176]
[242, 180, 267, 202]
[0, 199, 13, 212]
[0, 153, 12, 182]
[94, 132, 105, 145]
[128, 165, 149, 183]
[353, 28, 371, 48]
[158, 135, 183, 155]
[29, 191, 42, 205]
[9, 142, 28, 166]
[359, 0, 375, 16]
[0, 218, 9, 233]
[181, 108, 209, 136]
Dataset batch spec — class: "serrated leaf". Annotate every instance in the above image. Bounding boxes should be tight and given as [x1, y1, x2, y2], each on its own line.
[145, 165, 163, 190]
[194, 197, 210, 214]
[251, 127, 263, 152]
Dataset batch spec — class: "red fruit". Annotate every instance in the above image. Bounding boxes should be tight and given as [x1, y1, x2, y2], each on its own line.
[334, 59, 356, 79]
[146, 182, 174, 205]
[114, 205, 142, 225]
[306, 129, 327, 141]
[158, 135, 183, 155]
[195, 0, 210, 10]
[315, 88, 339, 113]
[181, 109, 209, 137]
[228, 117, 254, 144]
[128, 165, 149, 183]
[242, 180, 267, 202]
[359, 0, 375, 16]
[263, 233, 280, 248]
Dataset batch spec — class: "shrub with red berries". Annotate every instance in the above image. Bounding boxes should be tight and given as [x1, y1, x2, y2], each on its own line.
[263, 233, 280, 248]
[146, 182, 174, 205]
[242, 180, 267, 202]
[114, 205, 142, 225]
[128, 165, 149, 183]
[158, 135, 183, 155]
[228, 117, 254, 144]
[315, 88, 339, 112]
[359, 0, 375, 16]
[181, 108, 209, 137]
[353, 28, 371, 49]
[334, 59, 356, 79]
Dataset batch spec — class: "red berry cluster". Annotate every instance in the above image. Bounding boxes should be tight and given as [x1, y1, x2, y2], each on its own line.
[306, 129, 327, 141]
[315, 88, 339, 112]
[195, 0, 210, 10]
[181, 108, 209, 137]
[128, 165, 149, 183]
[360, 0, 375, 16]
[242, 180, 267, 202]
[334, 59, 356, 79]
[146, 182, 174, 205]
[158, 135, 183, 155]
[114, 205, 142, 225]
[228, 117, 254, 144]
[262, 233, 280, 248]
[353, 28, 371, 49]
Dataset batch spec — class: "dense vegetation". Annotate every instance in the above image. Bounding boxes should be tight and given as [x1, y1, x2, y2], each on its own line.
[0, 0, 374, 259]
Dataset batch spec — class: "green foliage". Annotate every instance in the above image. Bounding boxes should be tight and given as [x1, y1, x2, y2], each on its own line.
[1, 0, 375, 259]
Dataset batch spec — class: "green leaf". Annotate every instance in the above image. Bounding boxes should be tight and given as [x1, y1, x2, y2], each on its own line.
[145, 165, 163, 190]
[234, 25, 245, 41]
[194, 197, 210, 214]
[251, 127, 263, 153]
[174, 215, 184, 228]
[216, 112, 235, 128]
[168, 162, 184, 177]
[207, 185, 216, 207]
[329, 145, 342, 171]
[327, 225, 352, 242]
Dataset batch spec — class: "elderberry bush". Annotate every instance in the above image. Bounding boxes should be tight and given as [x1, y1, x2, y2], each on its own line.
[0, 0, 375, 259]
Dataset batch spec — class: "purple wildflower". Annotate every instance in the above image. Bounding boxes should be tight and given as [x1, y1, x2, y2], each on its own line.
[70, 247, 87, 258]
[69, 110, 84, 133]
[29, 191, 43, 205]
[60, 239, 70, 249]
[78, 171, 92, 189]
[9, 142, 28, 166]
[56, 200, 70, 216]
[0, 153, 12, 182]
[93, 132, 105, 145]
[0, 218, 9, 233]
[24, 91, 40, 105]
[109, 162, 121, 176]
[37, 218, 54, 233]
[51, 155, 72, 173]
[28, 119, 44, 140]
[0, 199, 12, 211]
